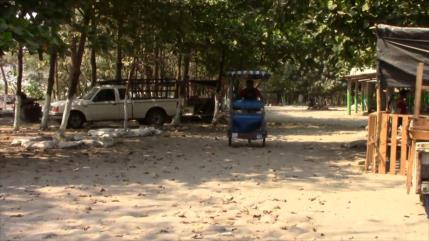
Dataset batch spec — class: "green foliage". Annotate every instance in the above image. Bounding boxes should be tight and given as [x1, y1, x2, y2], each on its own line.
[24, 79, 44, 100]
[1, 0, 428, 100]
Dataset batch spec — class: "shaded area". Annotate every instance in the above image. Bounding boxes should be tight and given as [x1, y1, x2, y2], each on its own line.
[0, 119, 427, 240]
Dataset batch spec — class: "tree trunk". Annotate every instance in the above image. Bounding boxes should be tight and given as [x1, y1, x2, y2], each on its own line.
[123, 58, 137, 129]
[115, 21, 123, 80]
[54, 59, 59, 100]
[13, 44, 23, 131]
[175, 54, 182, 98]
[90, 7, 97, 87]
[90, 47, 96, 87]
[154, 47, 160, 97]
[171, 53, 185, 125]
[212, 47, 226, 124]
[40, 51, 57, 130]
[183, 51, 190, 101]
[59, 14, 90, 135]
[1, 63, 8, 110]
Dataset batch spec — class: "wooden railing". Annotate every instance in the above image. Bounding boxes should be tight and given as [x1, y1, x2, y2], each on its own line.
[366, 112, 412, 175]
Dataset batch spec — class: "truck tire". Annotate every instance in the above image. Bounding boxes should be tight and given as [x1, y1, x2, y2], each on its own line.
[68, 111, 85, 129]
[146, 108, 167, 126]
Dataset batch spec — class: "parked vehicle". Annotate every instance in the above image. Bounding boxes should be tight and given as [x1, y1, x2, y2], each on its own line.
[49, 84, 182, 128]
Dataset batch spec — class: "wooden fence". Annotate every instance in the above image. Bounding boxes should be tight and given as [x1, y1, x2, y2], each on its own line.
[366, 112, 412, 175]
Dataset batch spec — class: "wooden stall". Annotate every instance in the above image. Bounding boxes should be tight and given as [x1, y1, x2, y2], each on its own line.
[365, 25, 429, 185]
[343, 72, 377, 115]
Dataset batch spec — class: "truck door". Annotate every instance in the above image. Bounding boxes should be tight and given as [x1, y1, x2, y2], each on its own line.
[88, 88, 120, 120]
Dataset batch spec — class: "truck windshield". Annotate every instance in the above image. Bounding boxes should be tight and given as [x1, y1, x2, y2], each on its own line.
[82, 87, 99, 100]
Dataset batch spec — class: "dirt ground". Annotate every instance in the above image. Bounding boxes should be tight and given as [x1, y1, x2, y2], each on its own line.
[1, 106, 428, 241]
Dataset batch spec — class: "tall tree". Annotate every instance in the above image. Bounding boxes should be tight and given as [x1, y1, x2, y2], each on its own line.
[123, 57, 137, 129]
[0, 59, 8, 110]
[90, 9, 97, 87]
[58, 6, 91, 135]
[13, 44, 23, 131]
[40, 50, 57, 129]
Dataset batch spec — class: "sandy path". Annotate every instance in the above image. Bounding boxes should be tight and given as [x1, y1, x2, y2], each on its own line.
[0, 107, 428, 240]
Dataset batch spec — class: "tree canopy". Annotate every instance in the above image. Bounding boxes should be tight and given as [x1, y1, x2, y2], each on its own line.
[1, 0, 428, 100]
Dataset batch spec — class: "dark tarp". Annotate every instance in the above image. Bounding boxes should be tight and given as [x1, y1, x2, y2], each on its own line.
[376, 24, 429, 88]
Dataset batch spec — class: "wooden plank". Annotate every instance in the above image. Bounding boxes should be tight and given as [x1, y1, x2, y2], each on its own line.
[378, 114, 389, 174]
[400, 116, 409, 175]
[390, 116, 398, 174]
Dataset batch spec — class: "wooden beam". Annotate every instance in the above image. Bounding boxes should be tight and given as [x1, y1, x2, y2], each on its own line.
[378, 113, 388, 174]
[375, 79, 382, 171]
[390, 116, 398, 174]
[407, 62, 425, 193]
[400, 116, 409, 175]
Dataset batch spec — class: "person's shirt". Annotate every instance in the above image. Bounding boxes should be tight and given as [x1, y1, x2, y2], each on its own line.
[239, 87, 262, 100]
[396, 98, 407, 114]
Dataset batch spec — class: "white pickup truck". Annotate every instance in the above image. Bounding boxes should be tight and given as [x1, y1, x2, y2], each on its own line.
[49, 85, 181, 128]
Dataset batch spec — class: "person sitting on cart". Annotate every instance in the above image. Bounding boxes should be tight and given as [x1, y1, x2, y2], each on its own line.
[240, 79, 263, 101]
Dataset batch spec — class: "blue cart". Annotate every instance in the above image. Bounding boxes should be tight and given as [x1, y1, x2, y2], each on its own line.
[226, 70, 270, 147]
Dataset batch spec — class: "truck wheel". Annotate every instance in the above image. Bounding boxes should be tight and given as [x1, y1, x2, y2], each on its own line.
[68, 112, 85, 129]
[146, 109, 166, 126]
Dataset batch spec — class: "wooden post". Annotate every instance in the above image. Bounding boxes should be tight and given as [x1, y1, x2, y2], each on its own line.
[407, 62, 425, 193]
[379, 113, 388, 174]
[413, 64, 424, 119]
[354, 80, 358, 113]
[400, 116, 409, 175]
[347, 80, 352, 115]
[375, 79, 382, 172]
[390, 115, 398, 174]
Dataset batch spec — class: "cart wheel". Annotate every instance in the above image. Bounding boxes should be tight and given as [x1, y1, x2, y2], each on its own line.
[262, 138, 266, 147]
[228, 136, 232, 146]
